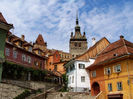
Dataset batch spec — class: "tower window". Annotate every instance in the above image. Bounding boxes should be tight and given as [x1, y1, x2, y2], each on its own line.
[75, 43, 77, 47]
[79, 43, 81, 47]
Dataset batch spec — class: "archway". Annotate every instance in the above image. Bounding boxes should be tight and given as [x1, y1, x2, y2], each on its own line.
[92, 82, 100, 96]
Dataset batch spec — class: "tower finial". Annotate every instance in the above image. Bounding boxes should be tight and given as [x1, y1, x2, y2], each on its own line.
[76, 10, 79, 25]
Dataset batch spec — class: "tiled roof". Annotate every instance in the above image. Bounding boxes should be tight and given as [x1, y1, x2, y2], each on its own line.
[75, 37, 110, 59]
[87, 36, 133, 69]
[35, 34, 46, 45]
[0, 12, 7, 23]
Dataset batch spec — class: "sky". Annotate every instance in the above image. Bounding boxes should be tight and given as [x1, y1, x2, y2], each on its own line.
[0, 0, 133, 52]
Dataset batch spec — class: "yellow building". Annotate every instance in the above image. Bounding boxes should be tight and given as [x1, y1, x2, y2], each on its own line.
[88, 35, 133, 99]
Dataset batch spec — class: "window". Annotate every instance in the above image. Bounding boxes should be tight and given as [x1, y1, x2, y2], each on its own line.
[28, 46, 32, 52]
[104, 67, 111, 75]
[56, 54, 58, 58]
[79, 64, 85, 69]
[108, 83, 112, 91]
[70, 64, 75, 71]
[34, 61, 38, 66]
[38, 50, 41, 55]
[79, 43, 81, 47]
[81, 76, 85, 82]
[5, 48, 10, 56]
[40, 62, 42, 68]
[72, 76, 74, 83]
[22, 54, 26, 61]
[75, 42, 77, 47]
[13, 51, 17, 58]
[117, 82, 122, 91]
[19, 41, 23, 47]
[69, 77, 71, 84]
[8, 37, 11, 42]
[27, 56, 31, 63]
[114, 65, 121, 73]
[92, 71, 96, 77]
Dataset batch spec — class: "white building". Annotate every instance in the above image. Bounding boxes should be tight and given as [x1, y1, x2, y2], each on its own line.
[65, 59, 95, 92]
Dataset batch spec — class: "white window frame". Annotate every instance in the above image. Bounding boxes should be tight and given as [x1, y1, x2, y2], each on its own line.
[79, 64, 85, 69]
[22, 54, 26, 62]
[5, 48, 10, 56]
[114, 64, 121, 73]
[104, 67, 111, 75]
[27, 56, 31, 63]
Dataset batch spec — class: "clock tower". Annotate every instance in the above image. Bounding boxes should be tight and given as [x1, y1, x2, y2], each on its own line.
[69, 13, 88, 58]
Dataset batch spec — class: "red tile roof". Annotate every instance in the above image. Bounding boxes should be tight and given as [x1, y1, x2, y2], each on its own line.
[35, 34, 46, 46]
[0, 12, 7, 23]
[87, 36, 133, 69]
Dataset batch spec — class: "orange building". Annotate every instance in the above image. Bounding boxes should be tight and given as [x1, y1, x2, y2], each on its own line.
[87, 36, 133, 99]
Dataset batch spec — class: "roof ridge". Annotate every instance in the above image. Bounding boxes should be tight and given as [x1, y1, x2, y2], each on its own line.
[122, 39, 129, 54]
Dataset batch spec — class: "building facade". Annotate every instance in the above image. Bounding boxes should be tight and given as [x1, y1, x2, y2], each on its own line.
[65, 59, 95, 92]
[87, 36, 133, 99]
[69, 14, 88, 58]
[5, 34, 47, 70]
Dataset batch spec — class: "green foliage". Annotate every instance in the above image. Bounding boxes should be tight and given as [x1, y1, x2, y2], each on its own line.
[59, 73, 68, 92]
[2, 61, 47, 81]
[14, 89, 30, 99]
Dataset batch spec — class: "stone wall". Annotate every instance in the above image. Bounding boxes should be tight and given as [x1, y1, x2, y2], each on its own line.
[0, 83, 25, 99]
[46, 92, 95, 99]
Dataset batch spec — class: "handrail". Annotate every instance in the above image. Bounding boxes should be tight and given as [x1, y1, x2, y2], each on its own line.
[95, 91, 103, 99]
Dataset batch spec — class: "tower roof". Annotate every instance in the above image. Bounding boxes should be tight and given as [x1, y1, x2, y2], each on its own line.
[35, 34, 46, 46]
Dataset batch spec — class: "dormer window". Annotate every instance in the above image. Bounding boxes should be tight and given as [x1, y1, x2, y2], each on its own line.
[19, 41, 23, 47]
[114, 53, 118, 56]
[8, 37, 11, 42]
[38, 50, 41, 55]
[28, 46, 32, 52]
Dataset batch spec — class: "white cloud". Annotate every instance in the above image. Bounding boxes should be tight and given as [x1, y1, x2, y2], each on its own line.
[0, 0, 133, 52]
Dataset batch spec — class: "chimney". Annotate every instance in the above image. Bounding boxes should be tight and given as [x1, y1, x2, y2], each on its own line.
[21, 35, 25, 41]
[120, 35, 124, 39]
[92, 37, 96, 46]
[30, 41, 32, 45]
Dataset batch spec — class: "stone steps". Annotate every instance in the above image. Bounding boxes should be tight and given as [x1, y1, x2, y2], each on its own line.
[0, 83, 25, 99]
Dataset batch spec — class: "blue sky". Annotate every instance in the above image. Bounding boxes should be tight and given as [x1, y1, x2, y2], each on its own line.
[0, 0, 133, 52]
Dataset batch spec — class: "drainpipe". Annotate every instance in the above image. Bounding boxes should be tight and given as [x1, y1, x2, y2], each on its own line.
[127, 60, 131, 99]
